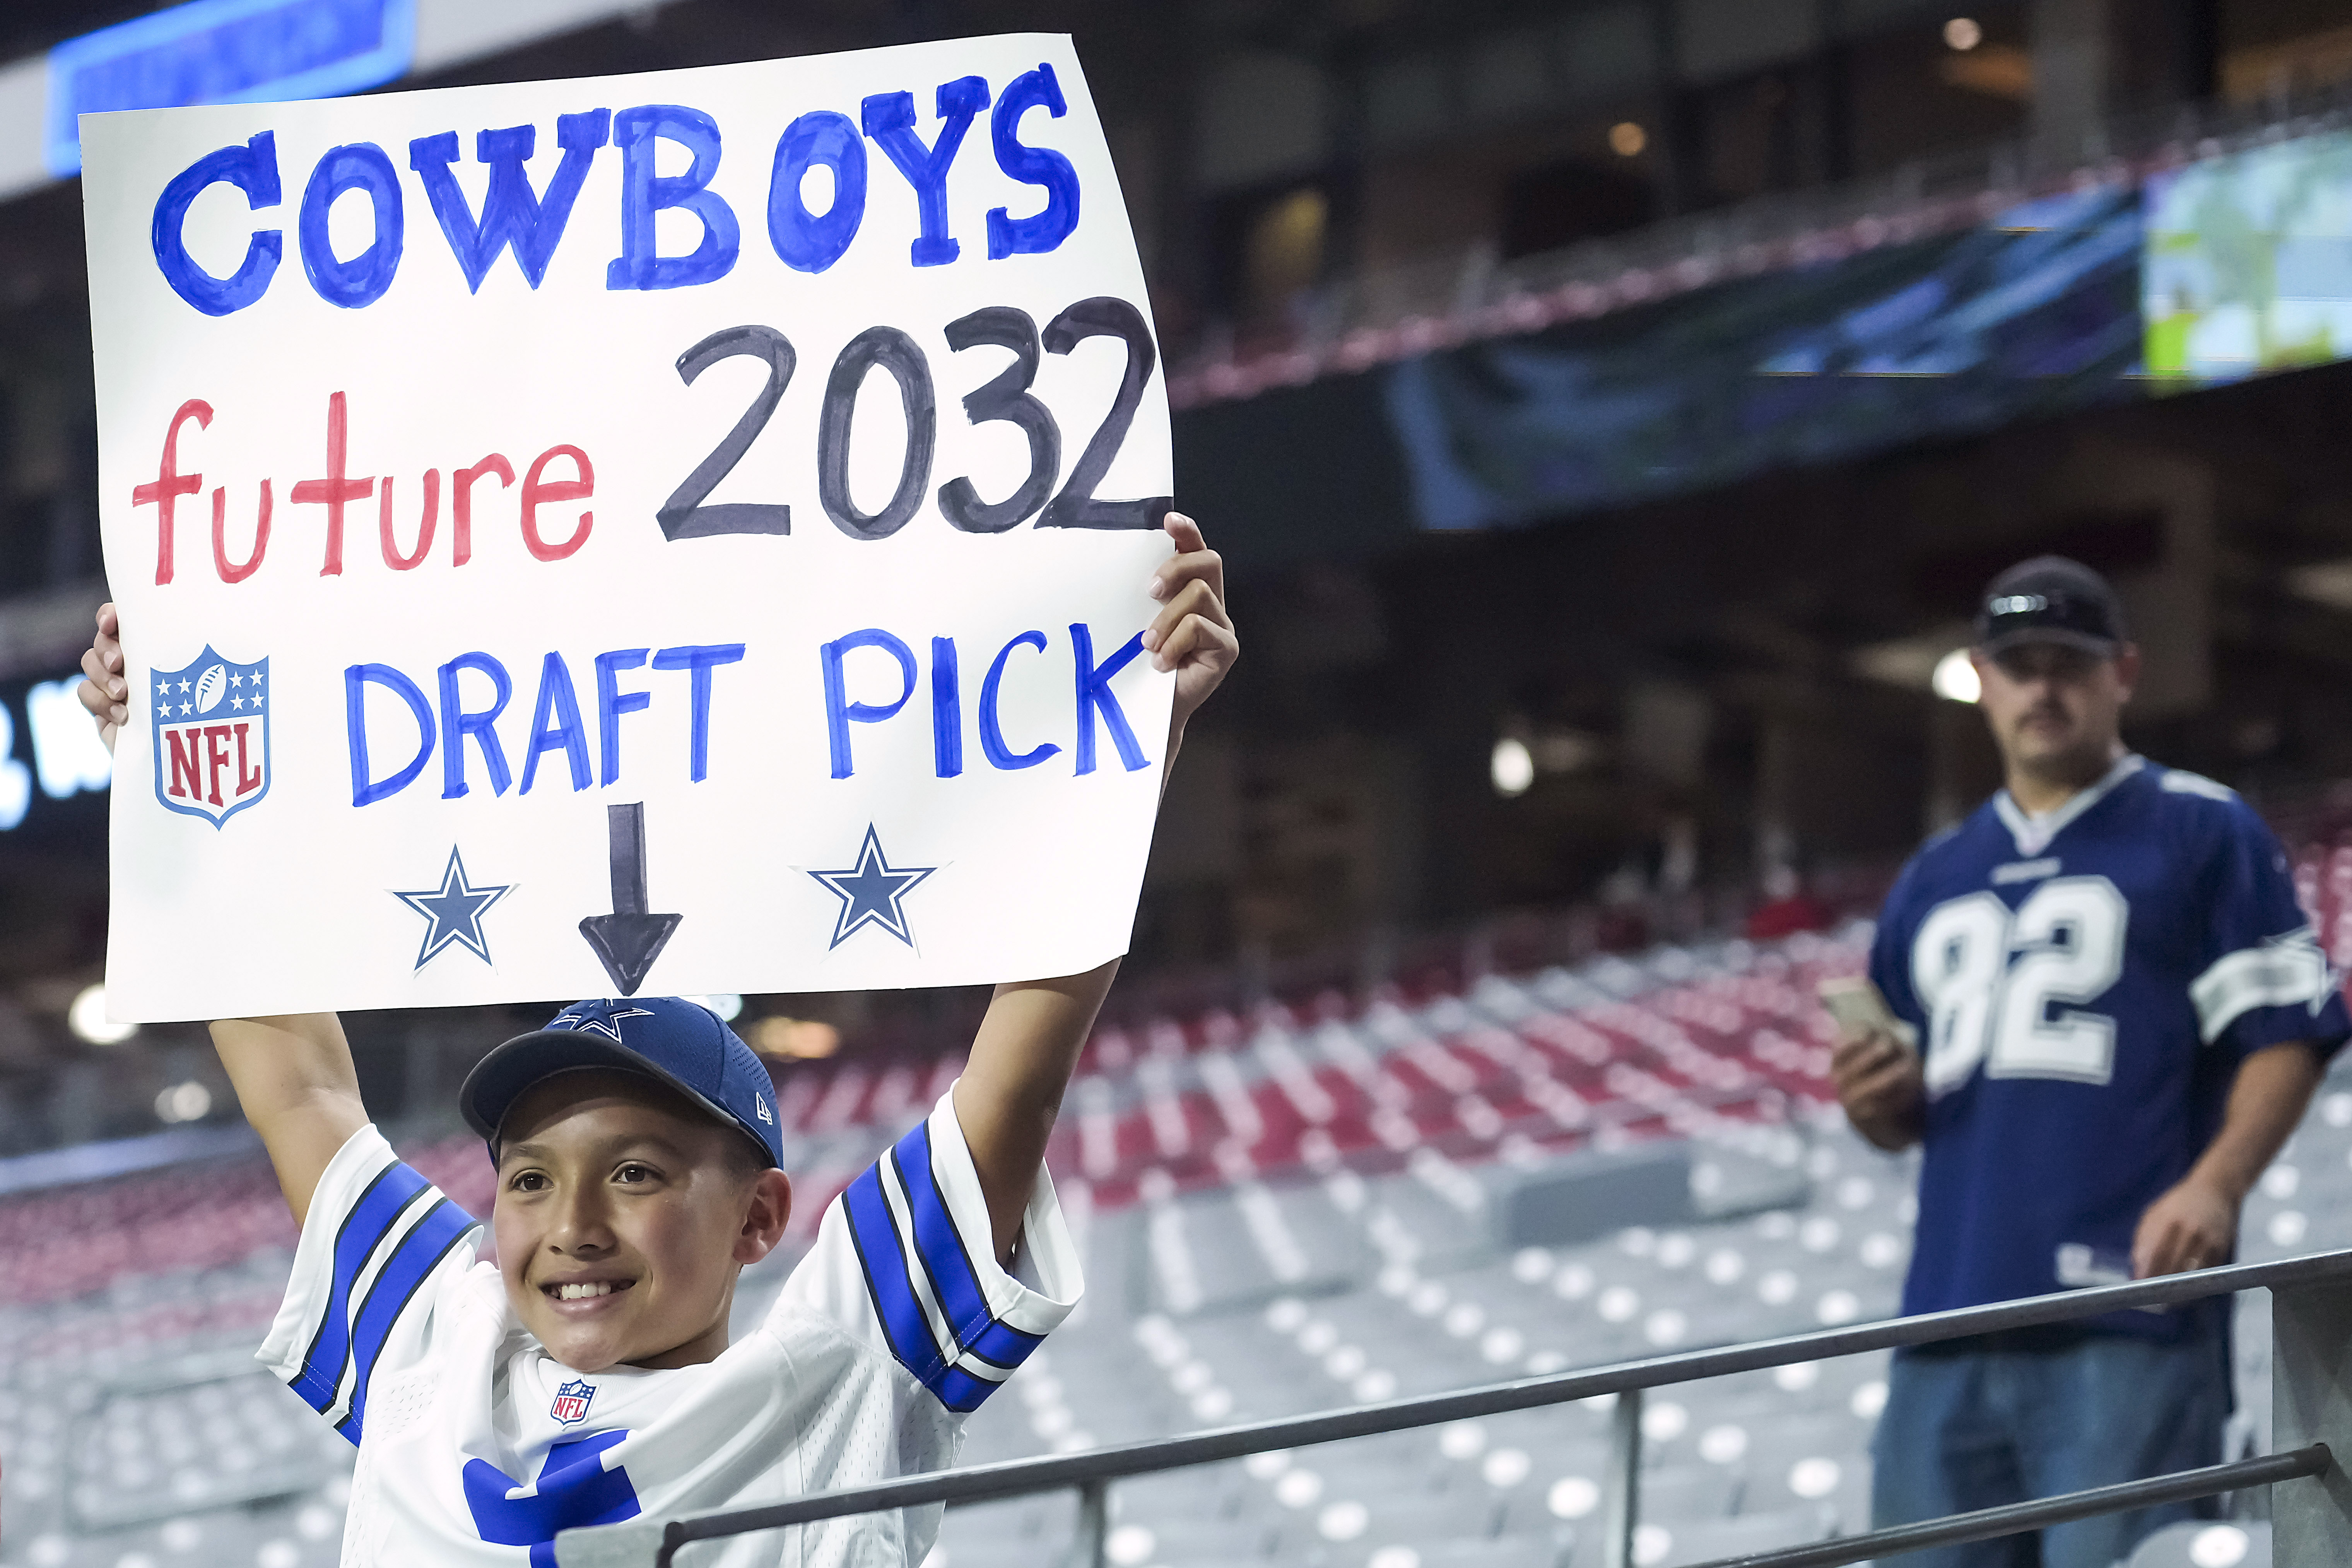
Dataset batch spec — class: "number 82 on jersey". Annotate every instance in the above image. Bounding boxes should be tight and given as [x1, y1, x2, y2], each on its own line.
[1911, 876, 2129, 1095]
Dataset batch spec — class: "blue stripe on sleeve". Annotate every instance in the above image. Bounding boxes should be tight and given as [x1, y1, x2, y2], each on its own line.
[332, 1197, 475, 1443]
[932, 1364, 997, 1414]
[891, 1122, 1044, 1373]
[841, 1164, 949, 1387]
[289, 1162, 429, 1415]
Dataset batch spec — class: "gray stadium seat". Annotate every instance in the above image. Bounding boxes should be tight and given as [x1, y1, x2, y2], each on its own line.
[1654, 1507, 1831, 1566]
[1360, 1534, 1568, 1568]
[1133, 1514, 1282, 1561]
[2125, 1520, 2270, 1568]
[1272, 1491, 1499, 1557]
[3, 920, 2320, 1568]
[1638, 1465, 1736, 1521]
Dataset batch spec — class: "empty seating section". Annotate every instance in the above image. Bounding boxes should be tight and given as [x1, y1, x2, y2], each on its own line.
[1062, 935, 1856, 1215]
[0, 910, 2344, 1566]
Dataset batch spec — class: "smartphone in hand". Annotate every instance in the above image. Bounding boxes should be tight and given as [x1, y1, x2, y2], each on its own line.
[1818, 976, 1916, 1048]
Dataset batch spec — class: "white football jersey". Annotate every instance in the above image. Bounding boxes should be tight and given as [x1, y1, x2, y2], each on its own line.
[256, 1086, 1080, 1566]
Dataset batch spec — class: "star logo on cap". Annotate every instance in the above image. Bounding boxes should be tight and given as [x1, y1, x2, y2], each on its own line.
[807, 826, 936, 949]
[391, 847, 511, 970]
[551, 1005, 654, 1044]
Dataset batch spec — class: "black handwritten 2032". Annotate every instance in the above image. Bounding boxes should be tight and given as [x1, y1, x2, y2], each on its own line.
[663, 298, 1167, 543]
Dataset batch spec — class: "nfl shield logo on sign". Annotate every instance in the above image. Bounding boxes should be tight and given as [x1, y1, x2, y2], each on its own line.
[149, 646, 268, 828]
[550, 1378, 596, 1426]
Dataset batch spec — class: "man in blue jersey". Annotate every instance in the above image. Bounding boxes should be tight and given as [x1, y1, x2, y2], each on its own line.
[1831, 555, 2348, 1568]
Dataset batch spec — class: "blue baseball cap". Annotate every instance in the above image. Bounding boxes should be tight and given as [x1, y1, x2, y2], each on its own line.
[460, 997, 783, 1168]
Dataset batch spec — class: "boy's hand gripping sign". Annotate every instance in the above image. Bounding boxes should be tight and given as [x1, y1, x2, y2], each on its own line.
[82, 36, 1176, 1022]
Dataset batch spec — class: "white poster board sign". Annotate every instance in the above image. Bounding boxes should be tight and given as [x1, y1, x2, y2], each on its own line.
[82, 35, 1174, 1022]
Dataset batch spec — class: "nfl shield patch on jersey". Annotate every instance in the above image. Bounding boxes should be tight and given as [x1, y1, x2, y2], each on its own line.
[150, 646, 268, 828]
[551, 1378, 596, 1426]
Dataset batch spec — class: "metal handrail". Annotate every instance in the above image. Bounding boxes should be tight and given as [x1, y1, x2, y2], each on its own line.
[1685, 1446, 2330, 1568]
[554, 1247, 2352, 1567]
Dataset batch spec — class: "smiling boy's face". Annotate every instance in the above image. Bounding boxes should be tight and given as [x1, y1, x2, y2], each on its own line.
[491, 1069, 791, 1374]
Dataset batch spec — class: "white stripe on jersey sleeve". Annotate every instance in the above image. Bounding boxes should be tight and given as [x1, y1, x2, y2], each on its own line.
[2161, 768, 2239, 802]
[254, 1123, 478, 1436]
[258, 1123, 400, 1402]
[770, 1084, 1083, 1408]
[920, 1084, 1082, 1339]
[872, 1149, 1010, 1389]
[303, 1180, 421, 1427]
[2191, 927, 2335, 1044]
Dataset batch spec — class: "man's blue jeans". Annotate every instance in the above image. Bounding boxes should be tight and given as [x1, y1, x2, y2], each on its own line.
[1870, 1325, 2232, 1568]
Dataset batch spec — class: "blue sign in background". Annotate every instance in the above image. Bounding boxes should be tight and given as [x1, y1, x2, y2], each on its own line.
[0, 668, 112, 841]
[46, 0, 415, 178]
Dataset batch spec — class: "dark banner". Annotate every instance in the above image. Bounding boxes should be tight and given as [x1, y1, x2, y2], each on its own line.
[1385, 185, 2145, 531]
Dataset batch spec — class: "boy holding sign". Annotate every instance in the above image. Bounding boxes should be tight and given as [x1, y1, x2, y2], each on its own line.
[75, 515, 1235, 1566]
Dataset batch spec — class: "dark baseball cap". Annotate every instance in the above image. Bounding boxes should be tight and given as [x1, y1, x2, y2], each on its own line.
[1974, 556, 2128, 656]
[460, 997, 783, 1168]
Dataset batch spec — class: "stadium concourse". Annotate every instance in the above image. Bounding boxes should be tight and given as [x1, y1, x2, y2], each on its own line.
[11, 844, 2352, 1566]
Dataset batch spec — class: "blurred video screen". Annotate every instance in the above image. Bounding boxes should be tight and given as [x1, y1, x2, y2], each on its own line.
[2145, 130, 2352, 388]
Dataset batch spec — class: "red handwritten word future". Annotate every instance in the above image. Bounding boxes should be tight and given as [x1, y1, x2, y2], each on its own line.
[134, 392, 596, 585]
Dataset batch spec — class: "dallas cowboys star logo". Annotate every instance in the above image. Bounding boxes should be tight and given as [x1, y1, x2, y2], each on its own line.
[391, 847, 512, 970]
[551, 1006, 653, 1043]
[807, 826, 937, 949]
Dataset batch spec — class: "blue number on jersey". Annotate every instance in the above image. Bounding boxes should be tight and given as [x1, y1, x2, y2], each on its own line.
[464, 1429, 640, 1566]
[1868, 757, 2348, 1333]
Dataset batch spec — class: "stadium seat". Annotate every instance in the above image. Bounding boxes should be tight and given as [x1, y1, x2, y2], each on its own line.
[5, 915, 2346, 1567]
[1638, 1465, 1736, 1521]
[2125, 1520, 2270, 1568]
[1651, 1507, 1831, 1566]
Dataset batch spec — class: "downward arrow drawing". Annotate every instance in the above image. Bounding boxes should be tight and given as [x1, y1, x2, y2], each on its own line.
[579, 803, 682, 995]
